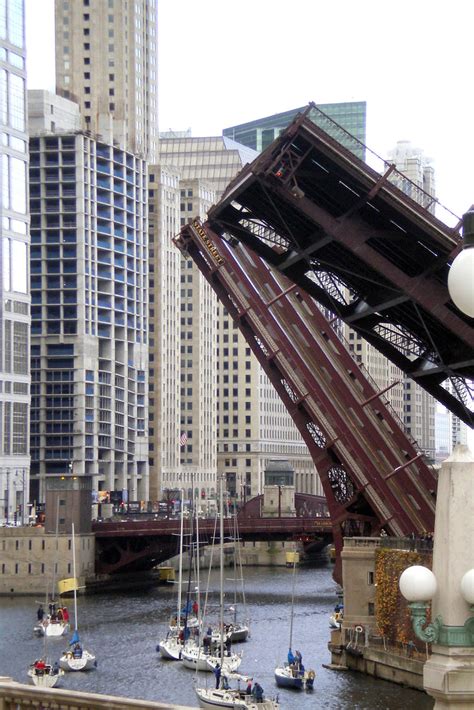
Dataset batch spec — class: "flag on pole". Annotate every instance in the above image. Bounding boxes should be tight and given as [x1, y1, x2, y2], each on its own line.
[179, 432, 188, 447]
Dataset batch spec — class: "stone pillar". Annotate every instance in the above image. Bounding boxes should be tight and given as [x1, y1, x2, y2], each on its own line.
[423, 445, 474, 709]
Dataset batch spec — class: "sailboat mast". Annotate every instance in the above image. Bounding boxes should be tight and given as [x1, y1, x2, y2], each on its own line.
[72, 522, 78, 632]
[289, 555, 297, 650]
[219, 475, 224, 663]
[177, 490, 184, 625]
[51, 498, 60, 602]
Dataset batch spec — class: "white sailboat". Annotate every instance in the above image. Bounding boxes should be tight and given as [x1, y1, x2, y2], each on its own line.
[27, 658, 64, 688]
[59, 524, 96, 672]
[33, 501, 69, 638]
[158, 493, 193, 660]
[274, 556, 315, 691]
[183, 478, 242, 675]
[195, 478, 278, 710]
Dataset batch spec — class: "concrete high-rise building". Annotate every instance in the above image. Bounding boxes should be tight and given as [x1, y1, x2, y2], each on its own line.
[54, 0, 158, 161]
[28, 91, 149, 510]
[387, 140, 436, 211]
[158, 134, 321, 500]
[388, 141, 437, 460]
[0, 0, 30, 524]
[148, 159, 218, 503]
[147, 164, 182, 501]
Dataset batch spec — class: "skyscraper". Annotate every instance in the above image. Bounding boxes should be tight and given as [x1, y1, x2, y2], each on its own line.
[54, 0, 158, 161]
[157, 135, 321, 500]
[0, 0, 30, 524]
[223, 101, 367, 158]
[28, 90, 149, 509]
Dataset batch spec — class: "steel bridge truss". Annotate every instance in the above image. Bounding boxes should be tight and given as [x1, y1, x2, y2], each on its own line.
[207, 105, 474, 427]
[175, 220, 437, 581]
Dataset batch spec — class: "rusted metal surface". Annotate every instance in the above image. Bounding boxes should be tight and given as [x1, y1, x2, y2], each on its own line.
[175, 220, 438, 582]
[206, 105, 474, 427]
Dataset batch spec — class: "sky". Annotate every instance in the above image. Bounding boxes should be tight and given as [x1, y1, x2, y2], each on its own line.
[26, 0, 473, 221]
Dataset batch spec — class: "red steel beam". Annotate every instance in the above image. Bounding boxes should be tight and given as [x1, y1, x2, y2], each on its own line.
[175, 220, 437, 582]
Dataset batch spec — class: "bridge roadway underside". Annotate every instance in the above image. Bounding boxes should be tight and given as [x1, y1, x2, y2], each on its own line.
[207, 106, 474, 427]
[93, 512, 331, 576]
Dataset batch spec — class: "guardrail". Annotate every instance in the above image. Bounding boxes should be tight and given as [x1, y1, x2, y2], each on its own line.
[0, 677, 195, 710]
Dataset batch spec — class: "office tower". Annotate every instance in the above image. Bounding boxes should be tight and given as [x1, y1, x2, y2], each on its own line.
[178, 180, 217, 502]
[223, 101, 367, 158]
[148, 161, 218, 503]
[0, 0, 30, 524]
[147, 164, 182, 501]
[387, 140, 436, 210]
[158, 135, 321, 499]
[28, 91, 149, 509]
[388, 141, 437, 459]
[54, 0, 158, 161]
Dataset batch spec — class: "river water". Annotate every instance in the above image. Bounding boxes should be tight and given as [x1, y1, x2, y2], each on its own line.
[0, 563, 433, 710]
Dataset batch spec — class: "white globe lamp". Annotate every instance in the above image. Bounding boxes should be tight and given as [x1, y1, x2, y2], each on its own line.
[399, 565, 437, 603]
[460, 569, 474, 606]
[447, 209, 474, 318]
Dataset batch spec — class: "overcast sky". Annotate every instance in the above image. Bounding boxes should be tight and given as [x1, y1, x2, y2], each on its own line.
[26, 0, 473, 221]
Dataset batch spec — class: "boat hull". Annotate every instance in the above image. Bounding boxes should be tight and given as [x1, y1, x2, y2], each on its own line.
[182, 648, 241, 673]
[34, 620, 69, 637]
[227, 625, 249, 643]
[274, 666, 304, 689]
[158, 637, 186, 661]
[59, 650, 96, 671]
[196, 687, 278, 710]
[28, 667, 64, 688]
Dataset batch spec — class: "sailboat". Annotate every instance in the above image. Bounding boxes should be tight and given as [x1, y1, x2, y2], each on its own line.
[157, 493, 196, 660]
[33, 501, 69, 638]
[195, 479, 279, 710]
[59, 523, 96, 671]
[182, 481, 242, 675]
[274, 555, 315, 690]
[27, 657, 65, 688]
[224, 513, 249, 644]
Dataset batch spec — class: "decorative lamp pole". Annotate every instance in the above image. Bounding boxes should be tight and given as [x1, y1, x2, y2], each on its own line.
[399, 446, 474, 709]
[447, 208, 474, 317]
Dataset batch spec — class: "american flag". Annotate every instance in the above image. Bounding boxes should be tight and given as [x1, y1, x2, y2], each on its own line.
[179, 432, 188, 447]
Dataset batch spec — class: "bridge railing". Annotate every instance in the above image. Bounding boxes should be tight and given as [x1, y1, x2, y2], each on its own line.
[0, 677, 194, 710]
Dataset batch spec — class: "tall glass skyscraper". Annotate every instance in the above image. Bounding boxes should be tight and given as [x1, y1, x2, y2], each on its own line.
[0, 0, 30, 524]
[223, 102, 367, 159]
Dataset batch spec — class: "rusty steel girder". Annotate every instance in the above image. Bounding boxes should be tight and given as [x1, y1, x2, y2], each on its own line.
[207, 106, 474, 427]
[175, 220, 437, 582]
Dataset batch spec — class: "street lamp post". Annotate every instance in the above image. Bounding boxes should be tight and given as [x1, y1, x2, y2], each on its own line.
[399, 445, 474, 709]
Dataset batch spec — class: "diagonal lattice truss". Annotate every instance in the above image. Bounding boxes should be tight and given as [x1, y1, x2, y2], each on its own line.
[175, 219, 437, 576]
[206, 106, 474, 428]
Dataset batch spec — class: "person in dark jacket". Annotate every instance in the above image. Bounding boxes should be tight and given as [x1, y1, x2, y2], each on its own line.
[214, 663, 221, 689]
